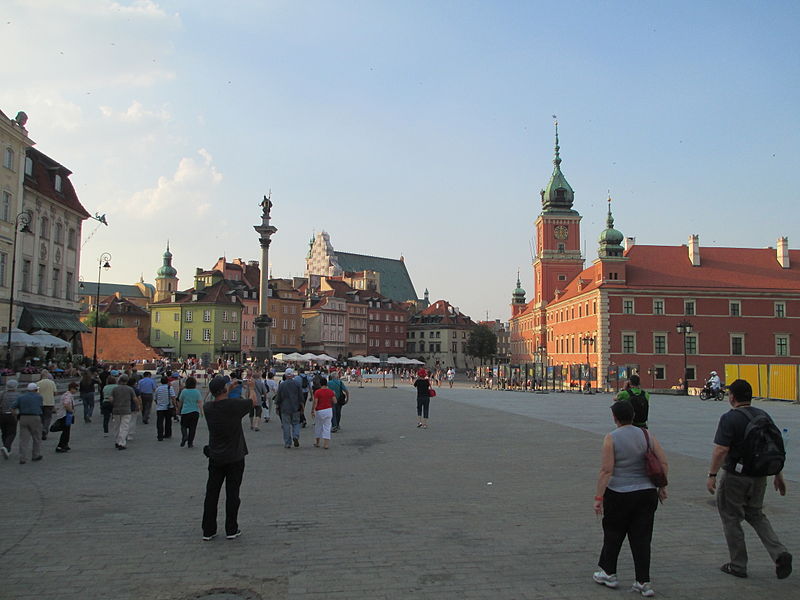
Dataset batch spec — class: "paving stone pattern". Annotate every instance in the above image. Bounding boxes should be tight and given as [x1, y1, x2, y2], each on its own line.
[2, 383, 798, 600]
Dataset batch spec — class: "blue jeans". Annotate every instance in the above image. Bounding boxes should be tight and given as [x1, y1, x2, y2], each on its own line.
[280, 412, 301, 447]
[81, 393, 95, 421]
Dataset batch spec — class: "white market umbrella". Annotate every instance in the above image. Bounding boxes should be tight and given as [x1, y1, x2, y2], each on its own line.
[273, 353, 288, 361]
[386, 356, 402, 364]
[30, 330, 71, 349]
[316, 353, 337, 362]
[299, 353, 319, 362]
[1, 328, 45, 347]
[349, 355, 366, 363]
[285, 352, 303, 360]
[362, 355, 381, 364]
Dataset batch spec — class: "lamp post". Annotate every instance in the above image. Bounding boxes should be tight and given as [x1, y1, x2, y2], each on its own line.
[676, 320, 693, 396]
[5, 212, 32, 368]
[647, 367, 655, 390]
[537, 344, 547, 390]
[580, 334, 596, 393]
[92, 252, 111, 367]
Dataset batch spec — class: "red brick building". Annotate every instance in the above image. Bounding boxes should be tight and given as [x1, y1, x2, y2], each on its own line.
[510, 126, 800, 399]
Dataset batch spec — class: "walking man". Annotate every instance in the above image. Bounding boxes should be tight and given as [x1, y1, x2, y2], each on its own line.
[276, 368, 304, 448]
[615, 374, 649, 428]
[0, 380, 19, 458]
[38, 370, 57, 440]
[110, 374, 139, 450]
[201, 375, 257, 541]
[13, 382, 44, 463]
[327, 371, 349, 433]
[707, 379, 792, 579]
[137, 371, 156, 424]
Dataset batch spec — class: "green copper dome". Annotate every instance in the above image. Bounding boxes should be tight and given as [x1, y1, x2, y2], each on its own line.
[512, 272, 526, 303]
[598, 199, 625, 258]
[541, 121, 576, 213]
[156, 242, 178, 278]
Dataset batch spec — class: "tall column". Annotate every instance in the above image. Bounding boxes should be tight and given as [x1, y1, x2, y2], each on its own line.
[253, 194, 277, 364]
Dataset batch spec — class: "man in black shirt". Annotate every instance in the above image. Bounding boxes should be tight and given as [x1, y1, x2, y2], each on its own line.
[202, 375, 257, 541]
[707, 379, 791, 579]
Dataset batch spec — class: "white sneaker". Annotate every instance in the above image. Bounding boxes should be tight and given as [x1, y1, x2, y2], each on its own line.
[632, 582, 655, 597]
[1, 446, 9, 459]
[593, 569, 619, 588]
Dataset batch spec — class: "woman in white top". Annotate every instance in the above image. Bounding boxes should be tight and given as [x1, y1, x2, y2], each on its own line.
[54, 382, 78, 453]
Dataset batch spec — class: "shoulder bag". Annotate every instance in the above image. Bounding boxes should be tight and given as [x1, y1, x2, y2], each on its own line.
[642, 429, 668, 487]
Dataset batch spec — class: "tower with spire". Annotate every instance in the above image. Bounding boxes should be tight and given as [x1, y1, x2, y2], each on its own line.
[532, 120, 585, 305]
[154, 242, 179, 303]
[511, 271, 526, 317]
[594, 196, 628, 283]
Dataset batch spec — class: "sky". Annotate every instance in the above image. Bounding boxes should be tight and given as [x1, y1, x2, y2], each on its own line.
[2, 0, 798, 322]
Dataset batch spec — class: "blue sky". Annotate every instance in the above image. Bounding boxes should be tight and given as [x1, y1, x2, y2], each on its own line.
[2, 0, 798, 322]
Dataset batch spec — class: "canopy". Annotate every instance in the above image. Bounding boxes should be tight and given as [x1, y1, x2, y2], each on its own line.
[284, 352, 304, 361]
[0, 328, 45, 347]
[361, 355, 381, 364]
[299, 353, 319, 362]
[30, 330, 71, 349]
[316, 353, 337, 362]
[348, 355, 366, 363]
[273, 352, 288, 361]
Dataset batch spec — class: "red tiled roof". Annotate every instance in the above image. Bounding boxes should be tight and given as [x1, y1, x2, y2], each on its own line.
[151, 280, 242, 305]
[24, 147, 91, 219]
[81, 327, 160, 361]
[418, 299, 474, 325]
[98, 294, 149, 316]
[626, 245, 800, 291]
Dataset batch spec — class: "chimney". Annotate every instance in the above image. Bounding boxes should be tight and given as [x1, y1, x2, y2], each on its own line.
[624, 237, 636, 252]
[688, 235, 700, 266]
[777, 237, 790, 268]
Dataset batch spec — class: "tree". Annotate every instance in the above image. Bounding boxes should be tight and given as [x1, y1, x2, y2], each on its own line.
[82, 312, 113, 328]
[466, 325, 497, 365]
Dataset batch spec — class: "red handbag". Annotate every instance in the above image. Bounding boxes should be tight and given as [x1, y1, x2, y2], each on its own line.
[428, 387, 436, 397]
[642, 429, 667, 487]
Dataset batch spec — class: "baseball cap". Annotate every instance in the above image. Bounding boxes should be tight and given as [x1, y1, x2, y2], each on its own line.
[208, 376, 228, 396]
[27, 382, 39, 391]
[284, 367, 294, 376]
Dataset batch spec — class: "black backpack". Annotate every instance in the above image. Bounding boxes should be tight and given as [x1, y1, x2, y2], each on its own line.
[737, 407, 785, 476]
[627, 389, 649, 425]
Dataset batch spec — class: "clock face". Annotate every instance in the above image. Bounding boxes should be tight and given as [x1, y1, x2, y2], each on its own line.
[554, 225, 569, 240]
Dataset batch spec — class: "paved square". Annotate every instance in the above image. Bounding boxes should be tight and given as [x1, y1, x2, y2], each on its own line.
[2, 382, 798, 599]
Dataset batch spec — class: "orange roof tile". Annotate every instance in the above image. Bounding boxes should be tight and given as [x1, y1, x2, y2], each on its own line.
[81, 327, 161, 362]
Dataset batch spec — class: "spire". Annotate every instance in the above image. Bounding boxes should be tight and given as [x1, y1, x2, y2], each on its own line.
[512, 269, 526, 304]
[553, 117, 561, 170]
[606, 194, 615, 229]
[516, 269, 522, 289]
[541, 117, 575, 213]
[598, 194, 624, 258]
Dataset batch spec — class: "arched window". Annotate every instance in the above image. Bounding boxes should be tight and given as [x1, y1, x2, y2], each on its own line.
[40, 216, 49, 239]
[54, 222, 63, 245]
[67, 228, 76, 249]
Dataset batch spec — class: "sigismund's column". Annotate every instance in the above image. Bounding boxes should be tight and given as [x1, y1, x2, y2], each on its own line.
[253, 193, 277, 364]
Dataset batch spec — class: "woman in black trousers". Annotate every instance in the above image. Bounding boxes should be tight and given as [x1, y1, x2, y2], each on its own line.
[413, 369, 431, 429]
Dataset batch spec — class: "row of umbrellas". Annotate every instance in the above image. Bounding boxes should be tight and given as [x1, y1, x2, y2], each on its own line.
[272, 352, 424, 366]
[1, 328, 71, 349]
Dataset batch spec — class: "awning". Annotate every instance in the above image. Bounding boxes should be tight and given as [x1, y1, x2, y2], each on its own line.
[18, 307, 90, 333]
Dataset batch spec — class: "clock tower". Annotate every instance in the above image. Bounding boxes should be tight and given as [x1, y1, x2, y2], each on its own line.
[531, 122, 585, 343]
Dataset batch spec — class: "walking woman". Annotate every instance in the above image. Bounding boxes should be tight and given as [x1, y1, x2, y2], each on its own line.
[413, 369, 432, 429]
[593, 401, 668, 597]
[79, 370, 99, 423]
[176, 376, 203, 448]
[55, 382, 78, 453]
[0, 380, 20, 458]
[311, 377, 335, 449]
[154, 376, 176, 441]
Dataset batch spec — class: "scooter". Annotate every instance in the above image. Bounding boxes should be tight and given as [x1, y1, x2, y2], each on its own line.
[699, 382, 725, 401]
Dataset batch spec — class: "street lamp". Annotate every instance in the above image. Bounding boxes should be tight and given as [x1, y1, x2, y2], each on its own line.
[5, 212, 32, 368]
[580, 334, 596, 393]
[537, 344, 547, 390]
[92, 252, 111, 367]
[676, 320, 693, 396]
[647, 367, 655, 390]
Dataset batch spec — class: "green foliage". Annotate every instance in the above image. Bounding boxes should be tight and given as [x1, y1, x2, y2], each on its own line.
[82, 312, 113, 328]
[466, 325, 497, 362]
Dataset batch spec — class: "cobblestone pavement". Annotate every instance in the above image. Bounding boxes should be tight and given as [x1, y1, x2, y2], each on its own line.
[2, 383, 798, 600]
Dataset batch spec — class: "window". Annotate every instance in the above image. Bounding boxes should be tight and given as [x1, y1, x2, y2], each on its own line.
[290, 320, 296, 330]
[37, 264, 46, 295]
[231, 312, 238, 322]
[203, 310, 211, 322]
[67, 228, 76, 249]
[222, 311, 228, 322]
[654, 366, 665, 380]
[222, 329, 228, 341]
[54, 174, 62, 192]
[155, 330, 161, 341]
[116, 318, 124, 327]
[185, 329, 192, 341]
[684, 300, 695, 315]
[775, 302, 786, 318]
[420, 331, 425, 338]
[232, 330, 238, 341]
[731, 334, 744, 356]
[185, 310, 193, 322]
[3, 148, 13, 169]
[155, 311, 161, 323]
[0, 252, 6, 287]
[558, 274, 566, 281]
[173, 312, 180, 321]
[685, 334, 698, 355]
[1, 191, 10, 221]
[452, 342, 457, 353]
[173, 330, 179, 340]
[686, 366, 696, 381]
[729, 301, 741, 317]
[203, 328, 211, 341]
[134, 319, 140, 326]
[24, 156, 32, 176]
[622, 334, 636, 354]
[54, 223, 63, 245]
[623, 299, 634, 314]
[557, 243, 565, 253]
[51, 268, 60, 298]
[418, 341, 424, 352]
[65, 272, 73, 300]
[40, 216, 49, 239]
[654, 334, 666, 354]
[653, 299, 664, 315]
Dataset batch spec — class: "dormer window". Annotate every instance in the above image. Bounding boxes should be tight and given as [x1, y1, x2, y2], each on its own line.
[24, 156, 32, 176]
[54, 174, 62, 192]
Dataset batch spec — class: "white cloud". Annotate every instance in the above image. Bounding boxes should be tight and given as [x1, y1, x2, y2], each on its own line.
[121, 149, 223, 218]
[99, 100, 172, 123]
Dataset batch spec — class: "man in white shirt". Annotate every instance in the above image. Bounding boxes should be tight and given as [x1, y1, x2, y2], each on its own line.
[38, 370, 57, 440]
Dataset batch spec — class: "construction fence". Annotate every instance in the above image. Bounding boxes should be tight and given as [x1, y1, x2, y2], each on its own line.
[725, 363, 800, 402]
